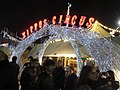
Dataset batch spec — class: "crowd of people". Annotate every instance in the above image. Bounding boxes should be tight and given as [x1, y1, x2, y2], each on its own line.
[0, 49, 119, 90]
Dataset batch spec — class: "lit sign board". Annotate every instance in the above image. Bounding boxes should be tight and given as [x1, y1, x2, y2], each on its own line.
[22, 15, 95, 39]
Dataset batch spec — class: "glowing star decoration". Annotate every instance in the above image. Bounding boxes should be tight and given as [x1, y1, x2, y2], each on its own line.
[86, 17, 95, 28]
[79, 16, 86, 26]
[71, 15, 77, 26]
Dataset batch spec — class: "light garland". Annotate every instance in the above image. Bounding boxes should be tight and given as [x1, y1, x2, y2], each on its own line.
[1, 31, 20, 42]
[98, 22, 120, 37]
[38, 34, 82, 77]
[11, 24, 120, 82]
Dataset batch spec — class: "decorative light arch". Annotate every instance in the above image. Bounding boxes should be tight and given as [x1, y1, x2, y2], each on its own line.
[11, 25, 84, 76]
[11, 24, 120, 80]
[37, 34, 82, 76]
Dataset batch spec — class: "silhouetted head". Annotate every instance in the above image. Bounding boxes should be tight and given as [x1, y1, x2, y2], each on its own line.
[43, 59, 55, 74]
[28, 56, 33, 61]
[43, 59, 55, 67]
[57, 60, 63, 67]
[77, 65, 99, 86]
[12, 56, 17, 62]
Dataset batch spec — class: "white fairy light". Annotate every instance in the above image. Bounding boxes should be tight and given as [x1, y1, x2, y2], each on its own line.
[11, 24, 120, 82]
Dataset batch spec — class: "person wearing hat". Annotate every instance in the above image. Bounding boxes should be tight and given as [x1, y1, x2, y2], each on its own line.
[0, 50, 18, 90]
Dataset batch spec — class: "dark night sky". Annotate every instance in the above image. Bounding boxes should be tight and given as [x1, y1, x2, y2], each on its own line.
[0, 0, 120, 37]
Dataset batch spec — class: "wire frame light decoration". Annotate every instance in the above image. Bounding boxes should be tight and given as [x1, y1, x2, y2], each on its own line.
[11, 23, 120, 81]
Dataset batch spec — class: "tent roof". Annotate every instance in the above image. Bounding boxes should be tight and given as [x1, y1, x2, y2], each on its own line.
[27, 41, 90, 58]
[90, 21, 120, 45]
[0, 46, 11, 57]
[90, 21, 111, 37]
[43, 41, 90, 57]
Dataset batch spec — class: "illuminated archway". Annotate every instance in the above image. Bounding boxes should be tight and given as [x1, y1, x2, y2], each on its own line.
[11, 24, 120, 79]
[37, 35, 82, 76]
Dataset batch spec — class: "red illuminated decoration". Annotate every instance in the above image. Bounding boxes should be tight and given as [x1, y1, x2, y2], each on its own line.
[43, 19, 47, 26]
[86, 17, 95, 28]
[71, 15, 77, 26]
[34, 23, 38, 31]
[26, 29, 29, 36]
[21, 14, 95, 39]
[59, 15, 63, 25]
[39, 21, 42, 28]
[52, 16, 56, 25]
[64, 15, 71, 25]
[30, 26, 33, 33]
[22, 32, 26, 39]
[79, 16, 86, 26]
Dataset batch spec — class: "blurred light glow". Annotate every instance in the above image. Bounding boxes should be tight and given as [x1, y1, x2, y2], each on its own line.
[118, 20, 120, 26]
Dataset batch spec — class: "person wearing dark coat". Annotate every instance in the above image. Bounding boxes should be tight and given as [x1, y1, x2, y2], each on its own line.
[0, 50, 18, 90]
[76, 66, 99, 90]
[10, 56, 20, 76]
[38, 59, 55, 90]
[10, 56, 20, 90]
[20, 59, 42, 90]
[64, 67, 78, 90]
[53, 60, 65, 90]
[107, 70, 119, 90]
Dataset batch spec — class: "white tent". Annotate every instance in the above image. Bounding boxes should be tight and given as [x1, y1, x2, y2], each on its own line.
[44, 41, 90, 58]
[90, 21, 120, 45]
[28, 41, 90, 58]
[0, 46, 11, 57]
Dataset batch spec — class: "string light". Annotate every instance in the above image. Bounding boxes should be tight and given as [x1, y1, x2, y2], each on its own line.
[1, 31, 20, 42]
[11, 23, 120, 82]
[98, 21, 120, 37]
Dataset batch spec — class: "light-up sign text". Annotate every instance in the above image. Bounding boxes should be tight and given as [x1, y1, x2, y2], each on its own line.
[22, 15, 95, 39]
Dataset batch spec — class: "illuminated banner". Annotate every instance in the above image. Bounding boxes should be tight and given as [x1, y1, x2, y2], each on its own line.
[22, 15, 95, 39]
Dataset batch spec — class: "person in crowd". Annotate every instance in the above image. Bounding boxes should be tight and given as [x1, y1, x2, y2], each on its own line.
[38, 59, 55, 90]
[10, 56, 20, 90]
[53, 60, 65, 90]
[107, 70, 119, 90]
[76, 65, 99, 90]
[64, 66, 78, 90]
[31, 59, 42, 90]
[0, 50, 18, 90]
[20, 58, 42, 90]
[65, 65, 70, 77]
[23, 56, 34, 67]
[10, 56, 20, 76]
[96, 71, 113, 90]
[20, 56, 34, 77]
